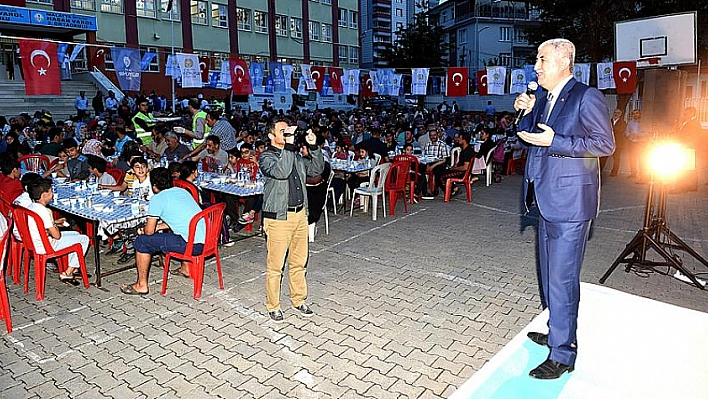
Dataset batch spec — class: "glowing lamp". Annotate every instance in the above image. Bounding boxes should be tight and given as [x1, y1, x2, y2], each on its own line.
[647, 142, 694, 180]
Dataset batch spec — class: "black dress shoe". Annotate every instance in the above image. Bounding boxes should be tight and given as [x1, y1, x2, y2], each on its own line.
[529, 358, 574, 379]
[527, 332, 548, 346]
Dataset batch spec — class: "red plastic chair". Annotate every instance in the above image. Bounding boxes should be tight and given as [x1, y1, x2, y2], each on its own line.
[384, 161, 409, 216]
[19, 154, 51, 173]
[173, 179, 200, 204]
[0, 197, 23, 285]
[161, 203, 226, 299]
[13, 206, 89, 301]
[393, 154, 419, 204]
[444, 158, 477, 203]
[106, 166, 126, 185]
[0, 215, 13, 333]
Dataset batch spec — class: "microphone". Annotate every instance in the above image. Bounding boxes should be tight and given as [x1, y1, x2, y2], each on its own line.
[513, 81, 539, 127]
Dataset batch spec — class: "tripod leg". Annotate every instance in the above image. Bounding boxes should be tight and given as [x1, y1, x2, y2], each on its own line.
[662, 228, 708, 269]
[643, 232, 706, 289]
[599, 230, 647, 284]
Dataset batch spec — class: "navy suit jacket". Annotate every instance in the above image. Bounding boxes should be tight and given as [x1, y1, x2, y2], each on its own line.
[519, 78, 615, 222]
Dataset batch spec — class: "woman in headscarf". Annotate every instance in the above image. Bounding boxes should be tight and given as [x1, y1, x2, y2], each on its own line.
[81, 138, 105, 159]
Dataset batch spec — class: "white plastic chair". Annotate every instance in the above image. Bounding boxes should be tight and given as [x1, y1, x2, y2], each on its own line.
[350, 163, 391, 221]
[323, 172, 335, 233]
[373, 152, 382, 166]
[449, 147, 461, 168]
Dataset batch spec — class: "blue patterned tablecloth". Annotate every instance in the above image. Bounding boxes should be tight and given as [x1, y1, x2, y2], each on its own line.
[196, 173, 263, 197]
[329, 159, 376, 173]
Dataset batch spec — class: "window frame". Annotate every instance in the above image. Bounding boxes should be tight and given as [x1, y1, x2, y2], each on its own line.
[161, 0, 180, 21]
[338, 45, 348, 63]
[275, 15, 288, 37]
[499, 26, 512, 42]
[309, 21, 320, 41]
[191, 0, 209, 25]
[141, 46, 161, 73]
[291, 17, 303, 39]
[321, 23, 332, 43]
[136, 0, 157, 18]
[101, 0, 123, 13]
[338, 8, 347, 28]
[237, 8, 252, 31]
[71, 0, 95, 11]
[349, 11, 358, 29]
[253, 10, 268, 34]
[211, 3, 228, 28]
[349, 47, 358, 64]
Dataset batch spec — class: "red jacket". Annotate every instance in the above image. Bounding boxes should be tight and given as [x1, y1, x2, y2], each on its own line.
[0, 174, 23, 205]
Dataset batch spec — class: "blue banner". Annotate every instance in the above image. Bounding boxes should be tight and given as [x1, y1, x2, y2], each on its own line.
[0, 6, 97, 31]
[524, 64, 538, 83]
[140, 52, 157, 71]
[112, 47, 141, 91]
[57, 43, 69, 65]
[250, 62, 264, 90]
[209, 71, 221, 88]
[269, 61, 285, 93]
[264, 75, 274, 93]
[320, 74, 331, 96]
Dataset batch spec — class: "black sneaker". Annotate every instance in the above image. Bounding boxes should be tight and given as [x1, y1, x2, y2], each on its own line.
[292, 303, 314, 317]
[269, 310, 284, 323]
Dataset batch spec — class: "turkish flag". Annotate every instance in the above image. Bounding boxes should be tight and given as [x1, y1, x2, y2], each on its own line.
[199, 56, 210, 83]
[90, 46, 108, 68]
[613, 61, 637, 94]
[361, 73, 374, 98]
[311, 66, 326, 92]
[19, 40, 61, 95]
[230, 58, 252, 95]
[476, 70, 488, 96]
[328, 67, 343, 94]
[446, 67, 468, 96]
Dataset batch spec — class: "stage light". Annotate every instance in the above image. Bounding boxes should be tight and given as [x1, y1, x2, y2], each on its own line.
[647, 142, 693, 180]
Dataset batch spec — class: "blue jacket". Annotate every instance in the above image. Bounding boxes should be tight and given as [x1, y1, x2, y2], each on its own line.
[519, 78, 615, 222]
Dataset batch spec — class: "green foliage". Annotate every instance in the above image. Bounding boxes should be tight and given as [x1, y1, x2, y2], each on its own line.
[380, 6, 450, 68]
[524, 0, 708, 62]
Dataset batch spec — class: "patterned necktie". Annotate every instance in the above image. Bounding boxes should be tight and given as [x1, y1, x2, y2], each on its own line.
[540, 93, 553, 123]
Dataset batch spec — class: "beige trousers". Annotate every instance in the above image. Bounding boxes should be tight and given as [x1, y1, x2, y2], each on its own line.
[263, 209, 309, 312]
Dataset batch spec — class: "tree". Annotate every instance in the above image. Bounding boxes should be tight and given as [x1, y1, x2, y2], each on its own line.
[524, 1, 708, 62]
[380, 2, 449, 68]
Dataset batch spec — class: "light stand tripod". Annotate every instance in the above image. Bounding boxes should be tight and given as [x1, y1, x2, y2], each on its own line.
[599, 174, 708, 289]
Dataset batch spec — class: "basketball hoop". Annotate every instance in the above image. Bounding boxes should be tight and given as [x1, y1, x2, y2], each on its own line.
[639, 57, 662, 65]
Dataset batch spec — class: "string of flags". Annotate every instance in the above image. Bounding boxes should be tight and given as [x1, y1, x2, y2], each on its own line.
[17, 38, 638, 97]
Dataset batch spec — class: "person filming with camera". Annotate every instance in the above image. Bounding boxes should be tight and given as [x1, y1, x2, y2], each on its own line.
[259, 119, 325, 323]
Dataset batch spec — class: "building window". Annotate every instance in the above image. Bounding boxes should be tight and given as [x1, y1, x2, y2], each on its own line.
[161, 0, 180, 20]
[349, 47, 358, 64]
[349, 11, 358, 29]
[211, 4, 228, 27]
[339, 45, 348, 63]
[309, 21, 320, 41]
[191, 1, 208, 25]
[458, 28, 467, 45]
[321, 0, 331, 4]
[395, 22, 403, 32]
[71, 0, 95, 10]
[136, 0, 156, 18]
[254, 10, 268, 33]
[213, 52, 229, 70]
[291, 17, 303, 39]
[500, 27, 512, 42]
[104, 46, 122, 71]
[237, 8, 251, 31]
[338, 8, 347, 27]
[275, 15, 288, 37]
[141, 47, 160, 72]
[101, 0, 122, 13]
[499, 53, 511, 67]
[395, 8, 403, 17]
[26, 0, 52, 4]
[321, 23, 332, 43]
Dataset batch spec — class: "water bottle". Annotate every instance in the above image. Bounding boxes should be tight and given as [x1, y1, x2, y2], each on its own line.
[161, 155, 167, 168]
[52, 184, 58, 204]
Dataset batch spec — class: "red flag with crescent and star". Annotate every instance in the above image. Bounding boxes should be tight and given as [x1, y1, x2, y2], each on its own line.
[199, 56, 210, 83]
[229, 58, 253, 95]
[612, 61, 637, 94]
[328, 67, 343, 94]
[446, 67, 468, 96]
[311, 66, 326, 92]
[90, 46, 108, 69]
[19, 40, 61, 95]
[361, 73, 374, 98]
[476, 70, 488, 96]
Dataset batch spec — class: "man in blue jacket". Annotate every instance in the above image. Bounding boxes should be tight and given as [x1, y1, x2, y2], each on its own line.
[259, 119, 325, 323]
[514, 38, 615, 379]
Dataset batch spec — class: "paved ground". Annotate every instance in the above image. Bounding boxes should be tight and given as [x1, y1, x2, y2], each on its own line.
[1, 169, 707, 398]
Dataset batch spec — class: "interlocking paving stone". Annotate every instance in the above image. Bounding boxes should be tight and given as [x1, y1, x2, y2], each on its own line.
[2, 174, 707, 398]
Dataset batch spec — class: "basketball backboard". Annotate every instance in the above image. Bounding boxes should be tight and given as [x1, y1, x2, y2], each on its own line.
[615, 12, 697, 68]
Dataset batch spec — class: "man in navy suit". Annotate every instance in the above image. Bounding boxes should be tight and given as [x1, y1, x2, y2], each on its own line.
[514, 39, 615, 379]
